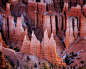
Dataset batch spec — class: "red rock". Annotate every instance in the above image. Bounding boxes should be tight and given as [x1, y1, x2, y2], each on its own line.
[57, 14, 62, 32]
[23, 29, 29, 40]
[0, 42, 5, 68]
[28, 1, 37, 23]
[5, 3, 11, 17]
[8, 16, 15, 43]
[38, 13, 43, 32]
[2, 18, 6, 39]
[37, 2, 46, 13]
[42, 29, 50, 60]
[74, 17, 78, 39]
[69, 4, 82, 17]
[40, 0, 43, 3]
[77, 0, 83, 8]
[0, 33, 8, 48]
[49, 33, 58, 64]
[30, 31, 40, 55]
[14, 17, 24, 41]
[21, 35, 30, 53]
[40, 41, 44, 58]
[65, 17, 75, 49]
[35, 38, 40, 57]
[62, 14, 66, 30]
[2, 18, 9, 40]
[47, 3, 54, 11]
[21, 14, 24, 24]
[43, 14, 51, 38]
[62, 2, 68, 15]
[51, 15, 56, 35]
[8, 0, 18, 6]
[34, 12, 37, 30]
[80, 15, 86, 37]
[83, 4, 86, 16]
[62, 2, 68, 30]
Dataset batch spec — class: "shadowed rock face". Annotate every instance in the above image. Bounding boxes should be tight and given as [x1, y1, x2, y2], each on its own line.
[1, 0, 8, 6]
[0, 15, 3, 31]
[1, 0, 86, 69]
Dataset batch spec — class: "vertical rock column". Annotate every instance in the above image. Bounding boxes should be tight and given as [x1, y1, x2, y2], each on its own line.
[65, 17, 69, 49]
[49, 33, 59, 65]
[2, 18, 6, 39]
[40, 41, 44, 58]
[30, 31, 40, 56]
[42, 30, 50, 60]
[9, 16, 15, 43]
[65, 17, 75, 49]
[38, 13, 43, 32]
[74, 17, 78, 39]
[28, 1, 37, 23]
[37, 2, 46, 13]
[69, 18, 75, 45]
[30, 31, 35, 55]
[43, 14, 51, 38]
[83, 4, 86, 16]
[35, 38, 40, 57]
[5, 3, 11, 17]
[80, 15, 86, 37]
[62, 14, 66, 30]
[57, 14, 62, 32]
[51, 15, 56, 35]
[34, 12, 37, 30]
[2, 18, 8, 40]
[21, 35, 30, 53]
[62, 2, 68, 30]
[14, 17, 24, 41]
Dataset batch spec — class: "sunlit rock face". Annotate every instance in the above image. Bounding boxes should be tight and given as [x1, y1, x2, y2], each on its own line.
[69, 4, 82, 17]
[51, 16, 56, 35]
[14, 17, 24, 42]
[80, 15, 86, 37]
[43, 15, 51, 38]
[65, 17, 75, 49]
[21, 35, 30, 53]
[1, 0, 86, 69]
